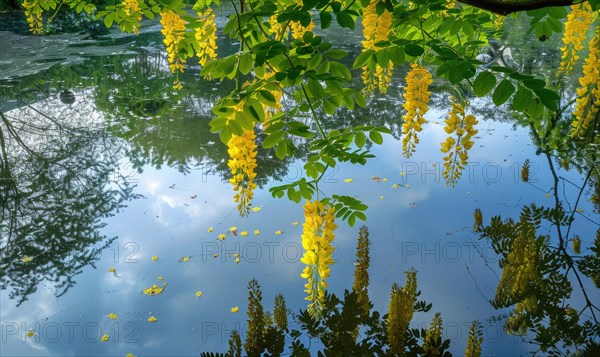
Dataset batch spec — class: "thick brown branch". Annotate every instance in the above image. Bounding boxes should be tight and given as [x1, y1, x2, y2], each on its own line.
[457, 0, 584, 15]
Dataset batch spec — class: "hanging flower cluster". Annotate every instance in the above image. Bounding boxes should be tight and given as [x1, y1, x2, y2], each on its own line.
[559, 3, 593, 74]
[160, 11, 186, 88]
[121, 0, 142, 34]
[22, 0, 44, 35]
[290, 0, 314, 40]
[440, 97, 478, 187]
[388, 270, 417, 355]
[570, 31, 599, 138]
[402, 64, 432, 158]
[227, 129, 258, 216]
[361, 1, 393, 94]
[195, 8, 218, 67]
[268, 12, 288, 39]
[299, 200, 337, 317]
[257, 70, 283, 124]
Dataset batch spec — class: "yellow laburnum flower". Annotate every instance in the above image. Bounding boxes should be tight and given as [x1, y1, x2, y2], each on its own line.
[252, 206, 261, 212]
[180, 256, 190, 262]
[160, 11, 186, 75]
[392, 184, 399, 189]
[151, 255, 158, 261]
[101, 334, 109, 342]
[268, 11, 288, 40]
[441, 96, 478, 187]
[290, 0, 314, 41]
[195, 8, 218, 67]
[292, 221, 299, 226]
[218, 233, 226, 241]
[572, 236, 581, 255]
[22, 0, 44, 35]
[235, 257, 241, 264]
[229, 226, 237, 232]
[275, 230, 282, 235]
[240, 230, 249, 237]
[231, 306, 240, 313]
[157, 276, 163, 281]
[422, 313, 443, 355]
[195, 291, 203, 297]
[402, 64, 432, 158]
[344, 178, 353, 183]
[21, 256, 32, 263]
[300, 200, 337, 317]
[254, 230, 260, 235]
[361, 1, 393, 94]
[107, 313, 118, 320]
[147, 315, 158, 323]
[26, 330, 37, 337]
[121, 0, 142, 34]
[559, 3, 594, 74]
[108, 267, 116, 273]
[228, 129, 258, 216]
[255, 70, 283, 125]
[570, 30, 599, 138]
[126, 354, 136, 357]
[208, 226, 215, 232]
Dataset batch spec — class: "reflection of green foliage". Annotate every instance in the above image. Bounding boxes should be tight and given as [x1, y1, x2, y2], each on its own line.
[0, 105, 135, 306]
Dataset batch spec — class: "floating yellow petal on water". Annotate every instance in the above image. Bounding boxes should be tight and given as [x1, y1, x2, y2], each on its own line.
[101, 334, 109, 342]
[195, 291, 203, 298]
[292, 221, 299, 226]
[21, 256, 32, 263]
[108, 267, 116, 273]
[147, 315, 158, 323]
[254, 230, 260, 235]
[180, 256, 190, 262]
[344, 178, 353, 183]
[231, 306, 240, 313]
[275, 230, 282, 235]
[218, 234, 226, 241]
[252, 206, 261, 212]
[151, 255, 158, 261]
[208, 227, 214, 232]
[107, 313, 118, 320]
[240, 231, 249, 237]
[26, 330, 36, 337]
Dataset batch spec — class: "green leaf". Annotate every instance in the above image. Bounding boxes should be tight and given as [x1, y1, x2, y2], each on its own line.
[320, 11, 333, 29]
[512, 87, 533, 112]
[355, 131, 366, 148]
[104, 13, 114, 28]
[336, 11, 355, 29]
[238, 52, 253, 75]
[404, 43, 424, 57]
[353, 50, 374, 69]
[275, 141, 287, 159]
[369, 131, 383, 145]
[492, 80, 515, 106]
[473, 72, 497, 97]
[263, 131, 285, 149]
[257, 89, 277, 107]
[534, 88, 560, 111]
[325, 49, 347, 59]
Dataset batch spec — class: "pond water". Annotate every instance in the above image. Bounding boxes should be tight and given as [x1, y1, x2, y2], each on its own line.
[0, 8, 597, 357]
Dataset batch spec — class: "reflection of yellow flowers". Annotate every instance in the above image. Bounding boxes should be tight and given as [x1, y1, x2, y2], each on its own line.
[195, 8, 218, 67]
[21, 256, 32, 263]
[208, 227, 215, 232]
[240, 231, 249, 237]
[228, 129, 258, 216]
[218, 234, 226, 241]
[361, 1, 393, 94]
[143, 284, 164, 296]
[402, 64, 432, 158]
[107, 313, 118, 320]
[254, 230, 260, 235]
[101, 334, 110, 342]
[231, 306, 240, 313]
[152, 255, 158, 261]
[300, 200, 337, 317]
[195, 291, 203, 297]
[559, 3, 593, 73]
[465, 321, 483, 357]
[388, 271, 417, 355]
[148, 315, 158, 323]
[26, 330, 37, 337]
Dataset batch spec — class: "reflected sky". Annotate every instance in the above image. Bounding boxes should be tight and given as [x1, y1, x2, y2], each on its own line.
[1, 9, 598, 357]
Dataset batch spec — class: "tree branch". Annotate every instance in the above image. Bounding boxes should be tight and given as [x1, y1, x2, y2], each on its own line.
[456, 0, 584, 15]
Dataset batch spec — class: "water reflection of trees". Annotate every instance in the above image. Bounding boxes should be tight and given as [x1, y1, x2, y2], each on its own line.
[0, 90, 136, 306]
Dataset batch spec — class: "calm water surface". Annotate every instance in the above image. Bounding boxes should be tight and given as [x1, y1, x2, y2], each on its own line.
[0, 9, 597, 357]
